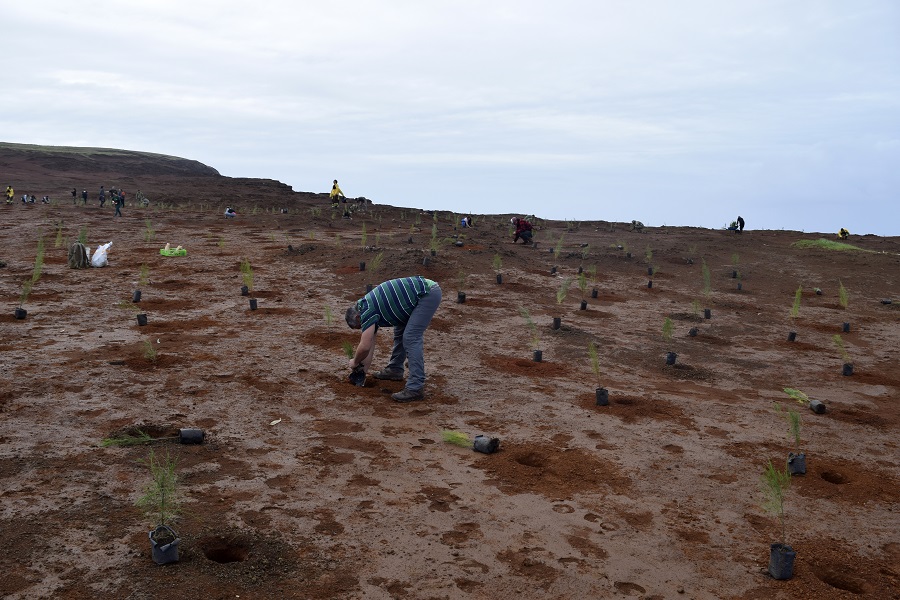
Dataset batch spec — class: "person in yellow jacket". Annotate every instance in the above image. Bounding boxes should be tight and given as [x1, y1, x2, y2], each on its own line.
[838, 227, 849, 240]
[329, 179, 345, 206]
[5, 185, 13, 205]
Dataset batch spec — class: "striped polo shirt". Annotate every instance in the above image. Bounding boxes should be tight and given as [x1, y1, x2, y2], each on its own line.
[357, 276, 435, 332]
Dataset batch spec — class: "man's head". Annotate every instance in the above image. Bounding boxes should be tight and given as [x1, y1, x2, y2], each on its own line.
[334, 179, 338, 184]
[345, 304, 361, 329]
[511, 217, 519, 226]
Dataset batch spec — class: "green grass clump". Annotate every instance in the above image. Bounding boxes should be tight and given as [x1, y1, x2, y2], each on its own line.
[662, 317, 674, 343]
[791, 239, 866, 252]
[441, 430, 471, 447]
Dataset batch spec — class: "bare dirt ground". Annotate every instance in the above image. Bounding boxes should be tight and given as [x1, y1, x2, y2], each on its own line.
[1, 147, 899, 599]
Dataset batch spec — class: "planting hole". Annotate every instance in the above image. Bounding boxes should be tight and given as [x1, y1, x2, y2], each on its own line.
[515, 452, 546, 469]
[815, 569, 869, 594]
[821, 470, 850, 485]
[200, 536, 250, 563]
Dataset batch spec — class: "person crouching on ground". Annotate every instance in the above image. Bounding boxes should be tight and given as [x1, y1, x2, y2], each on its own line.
[511, 217, 533, 244]
[345, 276, 442, 402]
[224, 207, 237, 219]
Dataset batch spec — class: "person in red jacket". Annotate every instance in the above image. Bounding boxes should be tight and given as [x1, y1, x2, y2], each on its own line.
[511, 217, 533, 244]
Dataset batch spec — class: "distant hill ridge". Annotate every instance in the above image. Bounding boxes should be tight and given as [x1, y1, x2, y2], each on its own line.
[0, 141, 220, 178]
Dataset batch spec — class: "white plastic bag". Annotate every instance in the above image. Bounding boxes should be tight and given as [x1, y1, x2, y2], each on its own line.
[91, 241, 113, 267]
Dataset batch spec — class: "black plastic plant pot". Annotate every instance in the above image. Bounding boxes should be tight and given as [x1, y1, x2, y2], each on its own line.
[348, 369, 366, 387]
[591, 288, 598, 299]
[366, 284, 374, 293]
[626, 252, 632, 259]
[149, 525, 181, 565]
[580, 300, 587, 310]
[595, 387, 609, 406]
[732, 270, 738, 278]
[359, 261, 366, 271]
[422, 257, 430, 266]
[14, 308, 27, 320]
[842, 363, 853, 376]
[455, 241, 464, 247]
[842, 322, 850, 333]
[882, 299, 892, 305]
[430, 249, 436, 257]
[550, 266, 557, 275]
[704, 308, 711, 319]
[647, 266, 653, 276]
[787, 331, 797, 342]
[809, 399, 827, 414]
[787, 452, 806, 476]
[136, 314, 148, 326]
[179, 428, 205, 444]
[665, 352, 677, 366]
[647, 280, 652, 288]
[552, 317, 561, 330]
[133, 290, 141, 303]
[249, 298, 258, 310]
[496, 274, 502, 284]
[689, 327, 698, 337]
[737, 282, 743, 291]
[578, 266, 583, 274]
[473, 435, 500, 454]
[457, 292, 466, 304]
[768, 543, 796, 580]
[533, 350, 542, 362]
[241, 285, 249, 296]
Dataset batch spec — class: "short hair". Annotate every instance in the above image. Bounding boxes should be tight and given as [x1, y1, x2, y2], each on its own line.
[345, 304, 360, 329]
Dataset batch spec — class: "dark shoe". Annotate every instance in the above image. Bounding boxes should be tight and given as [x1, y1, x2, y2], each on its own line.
[391, 388, 424, 403]
[374, 368, 404, 381]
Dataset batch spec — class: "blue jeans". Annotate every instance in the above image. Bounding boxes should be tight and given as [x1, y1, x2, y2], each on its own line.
[385, 283, 442, 392]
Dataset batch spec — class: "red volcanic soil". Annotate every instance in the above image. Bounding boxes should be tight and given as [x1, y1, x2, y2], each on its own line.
[1, 145, 899, 599]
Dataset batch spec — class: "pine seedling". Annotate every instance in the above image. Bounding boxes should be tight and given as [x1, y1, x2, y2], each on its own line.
[556, 278, 571, 305]
[832, 334, 850, 363]
[430, 223, 439, 253]
[441, 430, 471, 447]
[143, 340, 157, 363]
[519, 306, 540, 351]
[492, 253, 502, 273]
[760, 459, 791, 547]
[240, 259, 253, 292]
[138, 263, 150, 288]
[645, 245, 653, 265]
[369, 251, 385, 276]
[588, 342, 601, 388]
[78, 226, 88, 244]
[136, 449, 181, 528]
[341, 341, 355, 358]
[456, 270, 467, 293]
[553, 235, 565, 260]
[782, 388, 810, 405]
[691, 299, 701, 318]
[838, 280, 849, 309]
[789, 286, 802, 319]
[577, 271, 588, 299]
[774, 403, 802, 455]
[324, 305, 334, 328]
[581, 244, 590, 261]
[586, 264, 597, 285]
[144, 219, 155, 242]
[54, 221, 64, 248]
[662, 317, 674, 343]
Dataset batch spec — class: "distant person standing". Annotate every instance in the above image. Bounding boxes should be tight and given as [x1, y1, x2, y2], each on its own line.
[330, 179, 344, 206]
[114, 194, 123, 217]
[737, 215, 745, 233]
[71, 188, 77, 204]
[81, 189, 88, 205]
[99, 186, 106, 207]
[5, 185, 12, 205]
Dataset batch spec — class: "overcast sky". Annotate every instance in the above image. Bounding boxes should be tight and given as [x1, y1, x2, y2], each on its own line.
[2, 1, 898, 235]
